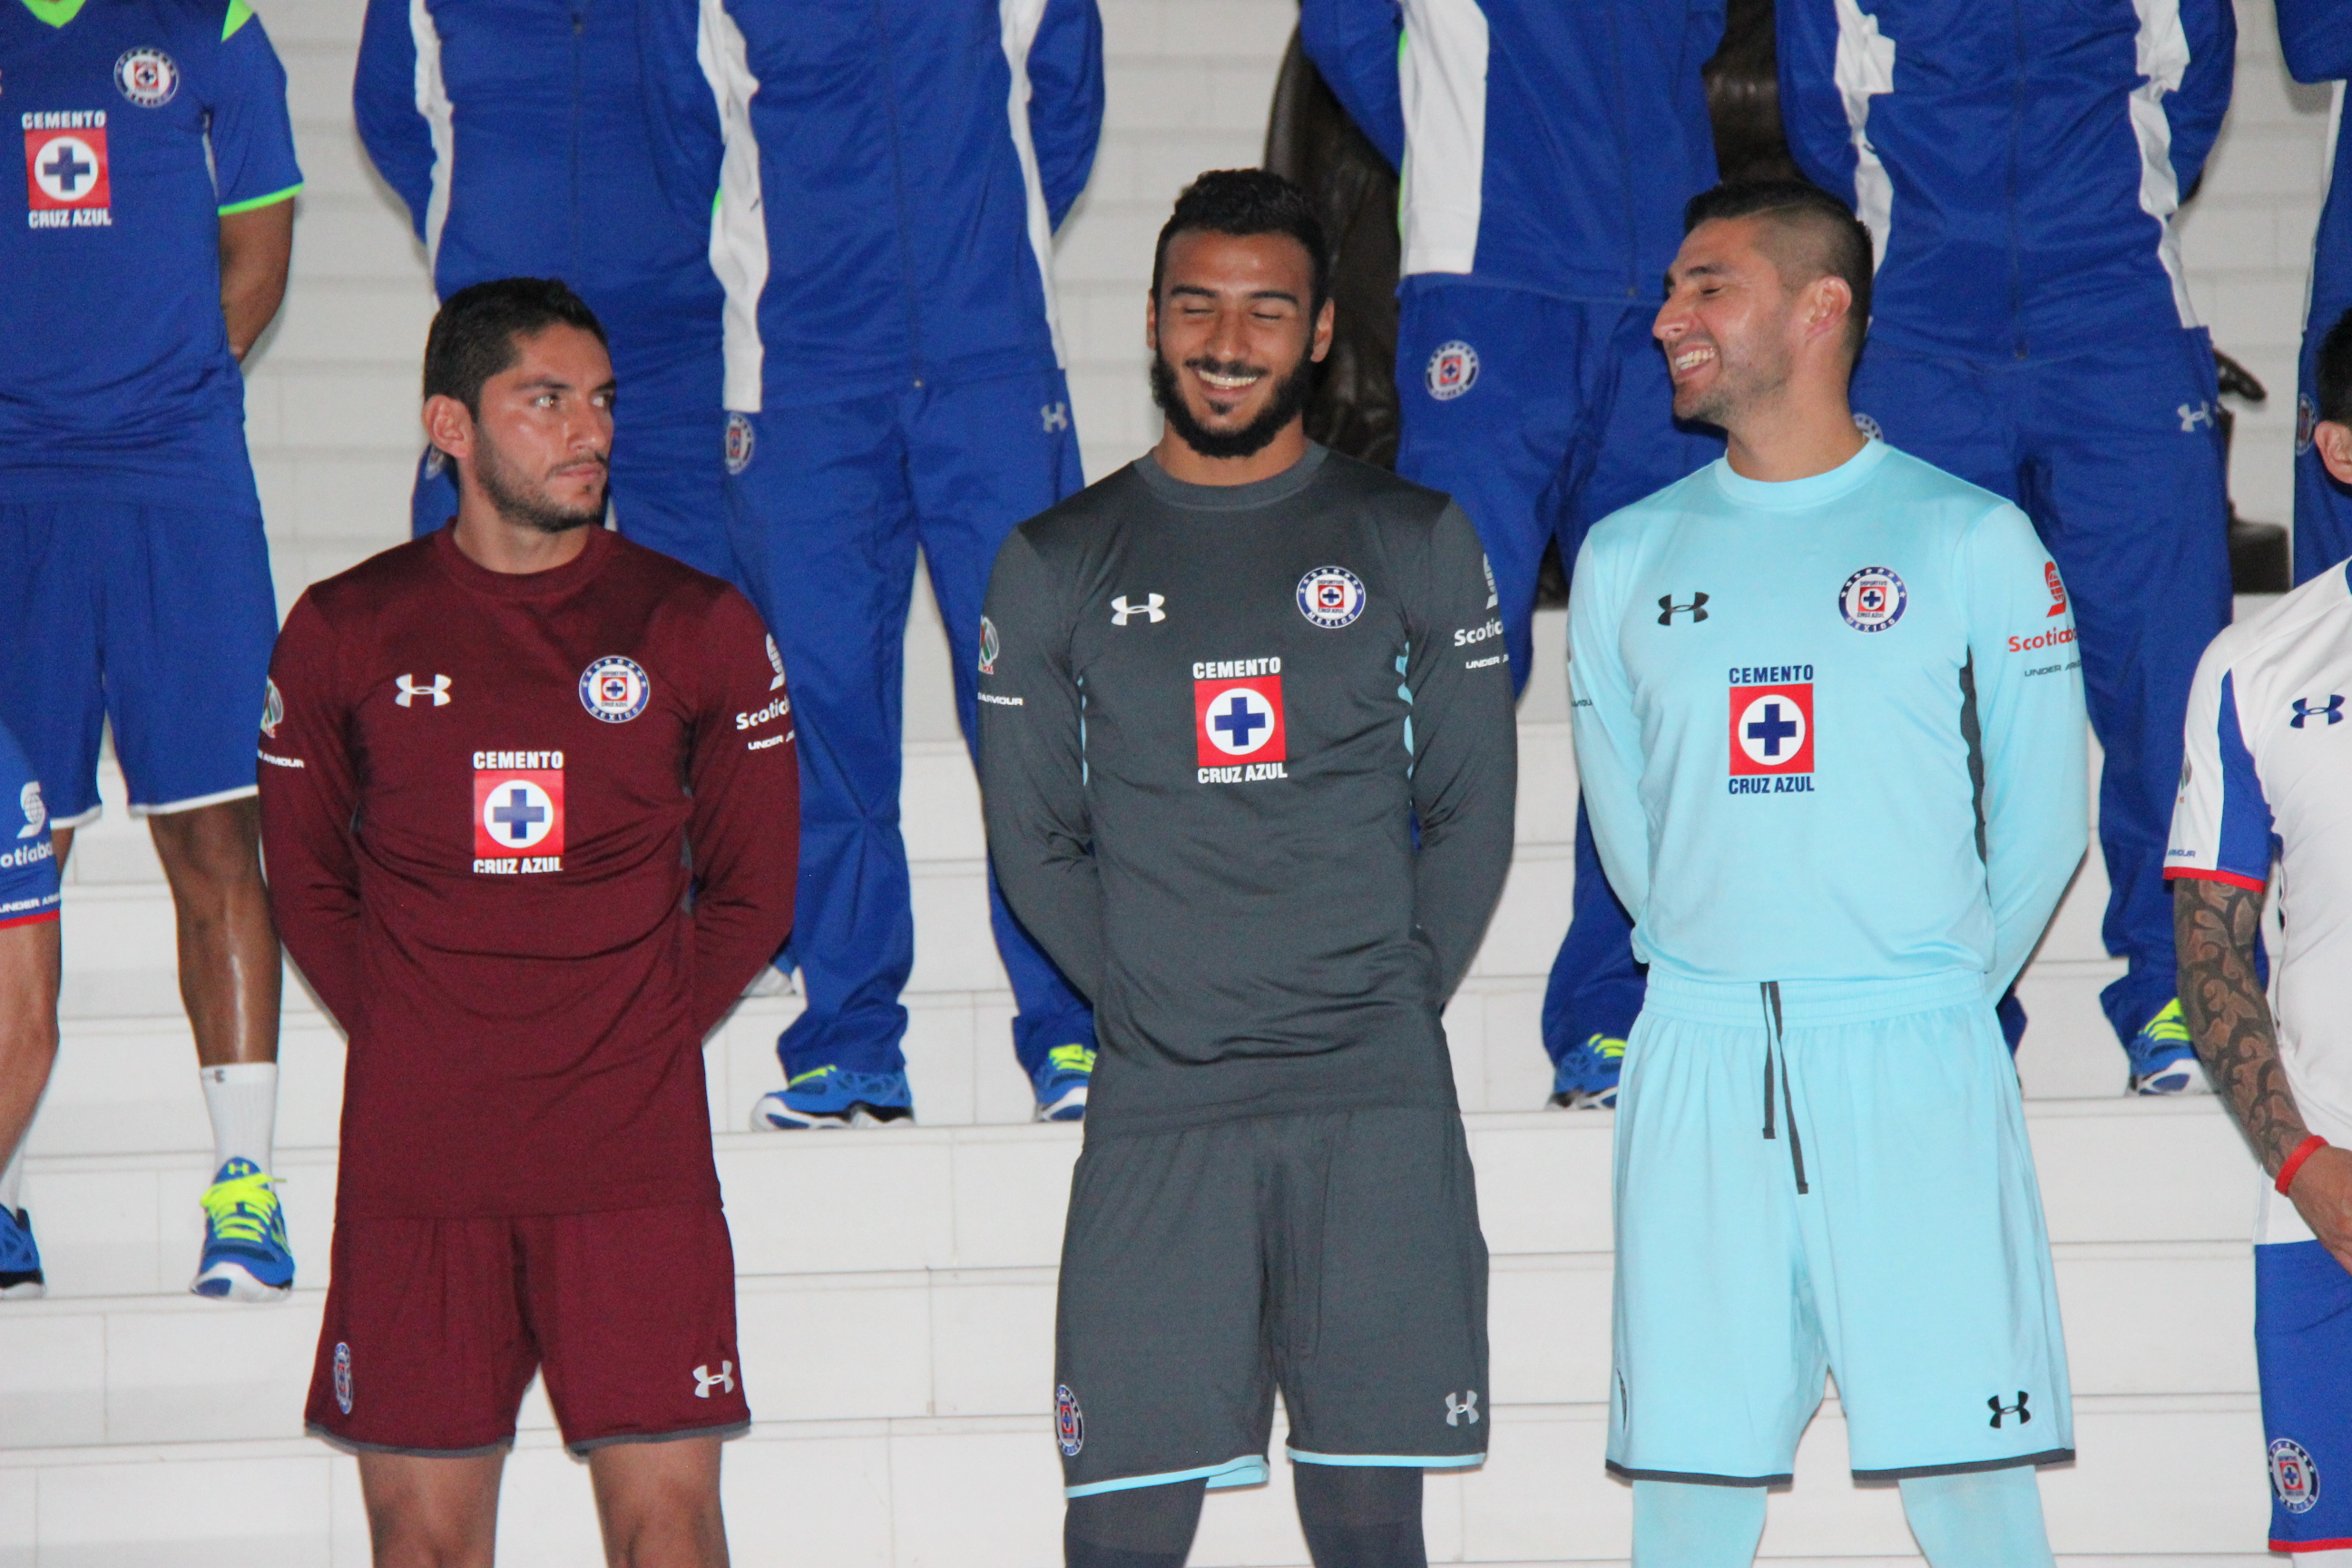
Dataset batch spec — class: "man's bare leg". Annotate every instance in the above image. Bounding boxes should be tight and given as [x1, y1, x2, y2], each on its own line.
[357, 1450, 505, 1568]
[587, 1436, 730, 1568]
[145, 798, 280, 1068]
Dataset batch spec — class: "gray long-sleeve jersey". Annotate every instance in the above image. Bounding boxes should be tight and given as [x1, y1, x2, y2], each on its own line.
[978, 445, 1517, 1136]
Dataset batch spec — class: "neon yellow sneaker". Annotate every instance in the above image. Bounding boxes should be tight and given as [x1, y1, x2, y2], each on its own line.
[2129, 999, 2208, 1095]
[1033, 1044, 1095, 1122]
[1548, 1034, 1627, 1110]
[191, 1159, 294, 1302]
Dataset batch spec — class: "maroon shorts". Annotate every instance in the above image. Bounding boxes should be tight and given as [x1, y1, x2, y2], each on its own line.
[305, 1203, 750, 1456]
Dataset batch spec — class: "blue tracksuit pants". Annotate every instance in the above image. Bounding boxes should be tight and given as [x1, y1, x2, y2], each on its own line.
[722, 368, 1094, 1085]
[1848, 328, 2231, 1053]
[1392, 277, 1720, 1075]
[2294, 288, 2352, 585]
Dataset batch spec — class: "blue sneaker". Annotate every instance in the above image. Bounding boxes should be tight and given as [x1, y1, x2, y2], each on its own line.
[1031, 1044, 1094, 1122]
[2128, 999, 2210, 1095]
[1547, 1033, 1627, 1110]
[191, 1159, 295, 1302]
[750, 1066, 915, 1130]
[0, 1206, 44, 1299]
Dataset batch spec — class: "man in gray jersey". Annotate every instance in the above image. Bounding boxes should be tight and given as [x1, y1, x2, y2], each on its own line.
[978, 172, 1517, 1568]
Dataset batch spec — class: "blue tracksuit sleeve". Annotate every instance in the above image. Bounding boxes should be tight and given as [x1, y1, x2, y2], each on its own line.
[1773, 0, 1863, 204]
[353, 0, 432, 240]
[2278, 0, 2352, 83]
[1961, 505, 2091, 998]
[1028, 0, 1104, 230]
[1298, 0, 1406, 169]
[2165, 0, 2237, 197]
[1567, 529, 1651, 930]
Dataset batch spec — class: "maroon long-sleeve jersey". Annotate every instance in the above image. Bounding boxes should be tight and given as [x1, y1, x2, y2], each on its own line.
[258, 525, 798, 1219]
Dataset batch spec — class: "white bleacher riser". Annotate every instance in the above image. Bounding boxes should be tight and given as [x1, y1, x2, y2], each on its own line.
[0, 1104, 2278, 1565]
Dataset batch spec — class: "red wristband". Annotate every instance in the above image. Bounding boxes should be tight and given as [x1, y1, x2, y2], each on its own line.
[2277, 1135, 2329, 1196]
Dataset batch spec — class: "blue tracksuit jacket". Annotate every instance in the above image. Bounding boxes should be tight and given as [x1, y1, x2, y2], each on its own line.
[1778, 0, 2234, 359]
[701, 0, 1103, 408]
[354, 0, 721, 409]
[1298, 0, 1723, 305]
[2281, 0, 2352, 583]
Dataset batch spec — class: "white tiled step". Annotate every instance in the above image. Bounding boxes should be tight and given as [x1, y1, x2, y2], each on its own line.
[0, 1237, 2258, 1450]
[0, 1399, 2274, 1566]
[5, 1098, 2260, 1294]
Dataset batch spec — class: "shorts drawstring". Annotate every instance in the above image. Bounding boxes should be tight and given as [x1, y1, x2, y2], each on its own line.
[1759, 981, 1808, 1195]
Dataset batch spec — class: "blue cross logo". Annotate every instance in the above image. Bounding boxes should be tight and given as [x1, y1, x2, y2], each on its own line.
[491, 787, 547, 841]
[42, 144, 94, 196]
[1745, 701, 1799, 757]
[1213, 695, 1268, 751]
[2292, 695, 2345, 729]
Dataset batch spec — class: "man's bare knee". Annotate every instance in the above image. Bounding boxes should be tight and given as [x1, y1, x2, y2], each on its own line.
[148, 797, 265, 891]
[357, 1451, 504, 1568]
[587, 1436, 728, 1568]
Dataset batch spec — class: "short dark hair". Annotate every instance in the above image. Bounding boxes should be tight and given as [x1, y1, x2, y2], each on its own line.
[422, 277, 608, 415]
[1152, 169, 1330, 311]
[2320, 307, 2352, 426]
[1682, 180, 1875, 359]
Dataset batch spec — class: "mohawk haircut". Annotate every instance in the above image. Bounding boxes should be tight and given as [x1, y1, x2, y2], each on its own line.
[1683, 180, 1876, 360]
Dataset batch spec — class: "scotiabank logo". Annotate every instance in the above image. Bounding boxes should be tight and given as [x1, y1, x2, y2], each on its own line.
[2043, 562, 2068, 618]
[2007, 625, 2077, 654]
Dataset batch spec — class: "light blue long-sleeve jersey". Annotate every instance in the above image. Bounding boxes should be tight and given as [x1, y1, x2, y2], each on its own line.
[1568, 440, 2089, 995]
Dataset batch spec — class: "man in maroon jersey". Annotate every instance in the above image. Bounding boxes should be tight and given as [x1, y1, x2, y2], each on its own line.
[258, 278, 796, 1566]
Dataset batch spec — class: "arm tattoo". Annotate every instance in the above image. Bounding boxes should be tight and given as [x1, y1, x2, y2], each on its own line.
[2174, 878, 2308, 1174]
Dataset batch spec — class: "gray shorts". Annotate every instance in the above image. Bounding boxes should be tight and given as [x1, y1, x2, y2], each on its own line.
[1054, 1106, 1489, 1496]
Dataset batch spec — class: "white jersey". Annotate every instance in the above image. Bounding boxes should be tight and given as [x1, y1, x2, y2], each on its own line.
[2167, 564, 2352, 1240]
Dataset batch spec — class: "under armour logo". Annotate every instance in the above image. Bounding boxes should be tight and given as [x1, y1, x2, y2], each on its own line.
[1987, 1391, 2031, 1428]
[1657, 593, 1710, 625]
[1445, 1390, 1480, 1427]
[2178, 400, 2216, 434]
[394, 674, 452, 708]
[693, 1361, 735, 1398]
[1042, 402, 1071, 433]
[1111, 594, 1166, 625]
[2292, 695, 2345, 729]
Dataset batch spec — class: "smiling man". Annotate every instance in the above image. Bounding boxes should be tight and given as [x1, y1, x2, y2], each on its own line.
[977, 171, 1516, 1568]
[258, 279, 797, 1567]
[1571, 181, 2089, 1566]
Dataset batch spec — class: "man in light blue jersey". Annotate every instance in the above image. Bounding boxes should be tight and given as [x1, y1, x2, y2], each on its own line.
[1571, 181, 2088, 1565]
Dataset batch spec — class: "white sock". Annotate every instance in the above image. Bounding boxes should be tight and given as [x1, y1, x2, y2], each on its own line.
[0, 1141, 23, 1216]
[200, 1063, 278, 1174]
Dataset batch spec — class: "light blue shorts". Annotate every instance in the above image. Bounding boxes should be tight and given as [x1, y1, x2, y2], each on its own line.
[1606, 971, 2073, 1485]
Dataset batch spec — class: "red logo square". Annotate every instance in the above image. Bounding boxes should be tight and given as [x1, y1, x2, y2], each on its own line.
[1729, 683, 1814, 775]
[473, 770, 565, 857]
[1195, 675, 1287, 767]
[25, 127, 109, 211]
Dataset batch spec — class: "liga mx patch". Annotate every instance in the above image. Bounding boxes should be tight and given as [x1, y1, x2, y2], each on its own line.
[1056, 1385, 1084, 1456]
[24, 117, 111, 227]
[2272, 1437, 2320, 1514]
[1730, 681, 1814, 785]
[579, 656, 650, 722]
[473, 752, 564, 872]
[1838, 566, 1906, 632]
[333, 1342, 353, 1415]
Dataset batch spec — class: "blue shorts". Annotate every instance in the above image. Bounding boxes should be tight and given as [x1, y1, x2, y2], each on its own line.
[2255, 1198, 2352, 1552]
[0, 500, 278, 823]
[1608, 972, 2074, 1485]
